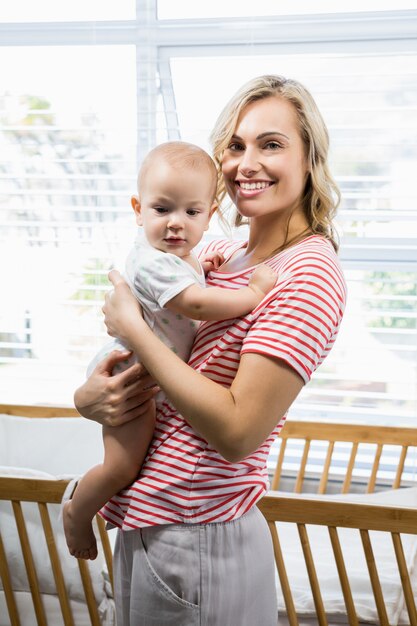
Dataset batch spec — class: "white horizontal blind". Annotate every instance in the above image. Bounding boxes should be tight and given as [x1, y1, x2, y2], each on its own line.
[0, 2, 135, 22]
[0, 5, 416, 428]
[0, 44, 138, 403]
[157, 0, 417, 19]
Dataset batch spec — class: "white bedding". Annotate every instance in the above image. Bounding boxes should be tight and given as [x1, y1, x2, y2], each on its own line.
[0, 413, 104, 475]
[0, 591, 115, 626]
[275, 487, 417, 626]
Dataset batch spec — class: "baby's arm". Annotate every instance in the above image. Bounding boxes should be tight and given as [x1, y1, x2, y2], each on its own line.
[164, 264, 277, 321]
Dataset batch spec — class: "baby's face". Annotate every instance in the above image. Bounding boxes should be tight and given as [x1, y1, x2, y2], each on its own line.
[133, 161, 216, 258]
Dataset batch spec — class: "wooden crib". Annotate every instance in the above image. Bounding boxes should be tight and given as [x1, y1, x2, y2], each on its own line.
[259, 420, 417, 626]
[0, 404, 114, 626]
[1, 405, 417, 625]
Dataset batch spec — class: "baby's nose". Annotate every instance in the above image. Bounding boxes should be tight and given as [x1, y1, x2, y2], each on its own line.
[167, 215, 183, 228]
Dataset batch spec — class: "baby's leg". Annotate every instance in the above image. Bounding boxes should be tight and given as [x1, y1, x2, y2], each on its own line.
[63, 405, 155, 560]
[86, 338, 133, 378]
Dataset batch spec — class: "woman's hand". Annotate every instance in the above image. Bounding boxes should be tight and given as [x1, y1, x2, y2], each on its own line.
[74, 350, 159, 427]
[103, 270, 144, 344]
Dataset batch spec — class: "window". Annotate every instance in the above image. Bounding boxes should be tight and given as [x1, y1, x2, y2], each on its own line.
[157, 0, 417, 19]
[0, 44, 137, 402]
[1, 2, 416, 428]
[0, 0, 135, 22]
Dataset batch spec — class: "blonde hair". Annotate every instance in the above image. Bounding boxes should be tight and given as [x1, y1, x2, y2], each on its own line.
[210, 75, 340, 250]
[138, 141, 218, 205]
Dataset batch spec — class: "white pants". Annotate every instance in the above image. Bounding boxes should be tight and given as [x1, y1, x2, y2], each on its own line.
[113, 506, 278, 626]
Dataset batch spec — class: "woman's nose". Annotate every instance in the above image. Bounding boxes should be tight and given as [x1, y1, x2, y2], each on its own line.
[238, 148, 260, 176]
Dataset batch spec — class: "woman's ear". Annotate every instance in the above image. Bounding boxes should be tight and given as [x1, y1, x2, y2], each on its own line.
[131, 195, 143, 225]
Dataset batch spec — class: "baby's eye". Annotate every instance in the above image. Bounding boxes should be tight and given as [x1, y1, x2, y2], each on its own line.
[154, 206, 168, 214]
[186, 209, 199, 216]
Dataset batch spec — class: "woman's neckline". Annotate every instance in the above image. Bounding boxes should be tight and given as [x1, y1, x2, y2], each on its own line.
[212, 234, 322, 276]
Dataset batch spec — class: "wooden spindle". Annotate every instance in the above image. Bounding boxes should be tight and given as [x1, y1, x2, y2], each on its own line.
[328, 526, 358, 625]
[271, 438, 287, 491]
[0, 530, 21, 626]
[295, 441, 310, 493]
[360, 529, 389, 625]
[318, 441, 334, 494]
[38, 502, 74, 626]
[12, 501, 47, 625]
[298, 524, 328, 626]
[342, 442, 358, 494]
[392, 532, 417, 624]
[269, 522, 299, 626]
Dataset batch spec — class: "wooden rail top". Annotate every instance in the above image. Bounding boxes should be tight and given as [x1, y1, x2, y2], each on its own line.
[279, 420, 417, 446]
[0, 477, 69, 503]
[258, 493, 417, 534]
[0, 404, 79, 418]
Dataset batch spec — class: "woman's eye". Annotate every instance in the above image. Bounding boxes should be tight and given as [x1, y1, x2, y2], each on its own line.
[264, 141, 283, 150]
[228, 142, 244, 152]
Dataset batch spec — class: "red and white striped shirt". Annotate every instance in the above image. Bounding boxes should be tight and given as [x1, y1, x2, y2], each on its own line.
[102, 235, 347, 529]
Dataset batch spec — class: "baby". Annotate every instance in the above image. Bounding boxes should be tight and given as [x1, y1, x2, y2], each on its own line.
[63, 141, 277, 559]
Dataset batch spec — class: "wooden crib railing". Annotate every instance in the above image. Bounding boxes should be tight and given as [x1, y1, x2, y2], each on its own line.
[272, 420, 417, 494]
[258, 493, 417, 626]
[0, 476, 113, 626]
[2, 405, 417, 626]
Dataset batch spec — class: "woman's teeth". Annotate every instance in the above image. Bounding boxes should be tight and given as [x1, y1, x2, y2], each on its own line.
[239, 182, 271, 190]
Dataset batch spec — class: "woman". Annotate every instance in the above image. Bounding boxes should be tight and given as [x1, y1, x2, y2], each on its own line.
[74, 75, 347, 626]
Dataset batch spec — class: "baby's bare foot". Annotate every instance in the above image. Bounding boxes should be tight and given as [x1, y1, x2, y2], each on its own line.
[62, 500, 98, 560]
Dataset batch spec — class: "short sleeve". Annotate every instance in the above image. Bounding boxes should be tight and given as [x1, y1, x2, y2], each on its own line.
[131, 250, 201, 308]
[241, 250, 347, 383]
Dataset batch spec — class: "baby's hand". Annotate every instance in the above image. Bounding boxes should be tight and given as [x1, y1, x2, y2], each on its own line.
[249, 265, 277, 297]
[201, 251, 225, 274]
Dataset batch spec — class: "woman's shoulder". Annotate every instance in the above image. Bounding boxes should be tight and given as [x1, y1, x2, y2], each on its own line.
[273, 235, 343, 273]
[271, 235, 347, 303]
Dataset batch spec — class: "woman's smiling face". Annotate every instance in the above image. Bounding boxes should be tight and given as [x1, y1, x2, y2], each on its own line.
[221, 96, 309, 222]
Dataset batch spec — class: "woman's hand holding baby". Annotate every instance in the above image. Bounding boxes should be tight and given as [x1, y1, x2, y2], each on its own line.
[74, 351, 158, 426]
[103, 270, 144, 344]
[74, 270, 159, 427]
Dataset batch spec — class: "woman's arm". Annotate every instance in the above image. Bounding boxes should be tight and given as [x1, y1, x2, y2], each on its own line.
[104, 271, 304, 462]
[74, 349, 159, 426]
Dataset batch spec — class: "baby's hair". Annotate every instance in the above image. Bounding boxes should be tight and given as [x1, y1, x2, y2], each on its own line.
[210, 75, 340, 250]
[138, 141, 218, 205]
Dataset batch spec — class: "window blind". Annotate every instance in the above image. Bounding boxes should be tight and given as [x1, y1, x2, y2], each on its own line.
[0, 6, 416, 427]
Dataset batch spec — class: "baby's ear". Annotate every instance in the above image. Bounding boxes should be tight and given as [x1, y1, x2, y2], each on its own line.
[131, 195, 142, 225]
[209, 202, 218, 219]
[205, 203, 217, 231]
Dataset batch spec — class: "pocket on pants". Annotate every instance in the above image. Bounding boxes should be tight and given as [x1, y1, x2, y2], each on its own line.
[139, 528, 200, 610]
